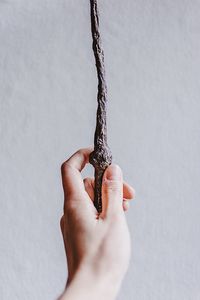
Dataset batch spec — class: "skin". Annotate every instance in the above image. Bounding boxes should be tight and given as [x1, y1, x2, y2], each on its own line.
[59, 147, 135, 300]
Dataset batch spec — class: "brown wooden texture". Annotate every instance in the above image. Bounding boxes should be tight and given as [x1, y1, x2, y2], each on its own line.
[89, 0, 112, 213]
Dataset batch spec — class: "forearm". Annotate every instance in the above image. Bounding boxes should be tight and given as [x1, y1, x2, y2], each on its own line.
[59, 265, 121, 300]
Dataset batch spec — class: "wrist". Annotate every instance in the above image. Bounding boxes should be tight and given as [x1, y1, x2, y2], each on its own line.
[60, 263, 122, 300]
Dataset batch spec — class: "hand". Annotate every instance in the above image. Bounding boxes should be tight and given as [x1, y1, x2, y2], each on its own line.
[59, 147, 135, 300]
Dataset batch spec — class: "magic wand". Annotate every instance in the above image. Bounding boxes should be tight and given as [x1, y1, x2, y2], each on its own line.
[89, 0, 112, 213]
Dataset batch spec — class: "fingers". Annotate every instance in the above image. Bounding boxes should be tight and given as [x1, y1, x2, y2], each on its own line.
[61, 147, 93, 199]
[83, 177, 95, 201]
[84, 176, 135, 215]
[123, 181, 135, 199]
[84, 177, 135, 200]
[101, 164, 123, 219]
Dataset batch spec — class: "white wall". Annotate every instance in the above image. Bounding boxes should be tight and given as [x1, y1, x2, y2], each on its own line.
[0, 1, 200, 299]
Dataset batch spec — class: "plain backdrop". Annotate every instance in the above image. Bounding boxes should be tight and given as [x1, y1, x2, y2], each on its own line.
[0, 1, 200, 299]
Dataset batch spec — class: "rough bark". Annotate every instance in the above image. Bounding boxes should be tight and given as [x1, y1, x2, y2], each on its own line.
[89, 0, 112, 213]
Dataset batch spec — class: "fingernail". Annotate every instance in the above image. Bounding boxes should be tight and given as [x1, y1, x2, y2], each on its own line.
[105, 165, 122, 180]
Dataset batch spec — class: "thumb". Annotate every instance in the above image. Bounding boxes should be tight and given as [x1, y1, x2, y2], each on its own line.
[100, 164, 123, 219]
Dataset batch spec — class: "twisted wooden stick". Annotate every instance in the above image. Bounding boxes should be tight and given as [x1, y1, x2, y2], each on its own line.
[89, 0, 112, 213]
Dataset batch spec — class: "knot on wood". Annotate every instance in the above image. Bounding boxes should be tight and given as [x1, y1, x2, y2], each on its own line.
[89, 147, 112, 171]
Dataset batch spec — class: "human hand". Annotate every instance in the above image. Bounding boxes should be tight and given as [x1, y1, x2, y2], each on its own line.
[59, 147, 135, 300]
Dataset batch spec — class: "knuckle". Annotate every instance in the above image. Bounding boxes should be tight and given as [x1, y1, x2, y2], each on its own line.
[61, 162, 71, 176]
[76, 148, 86, 159]
[103, 180, 121, 193]
[76, 148, 83, 155]
[64, 200, 78, 215]
[61, 162, 67, 173]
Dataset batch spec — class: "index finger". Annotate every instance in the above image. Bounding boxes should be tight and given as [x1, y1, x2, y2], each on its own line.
[61, 147, 93, 198]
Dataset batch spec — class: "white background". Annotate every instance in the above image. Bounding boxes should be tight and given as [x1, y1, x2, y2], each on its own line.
[0, 1, 200, 299]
